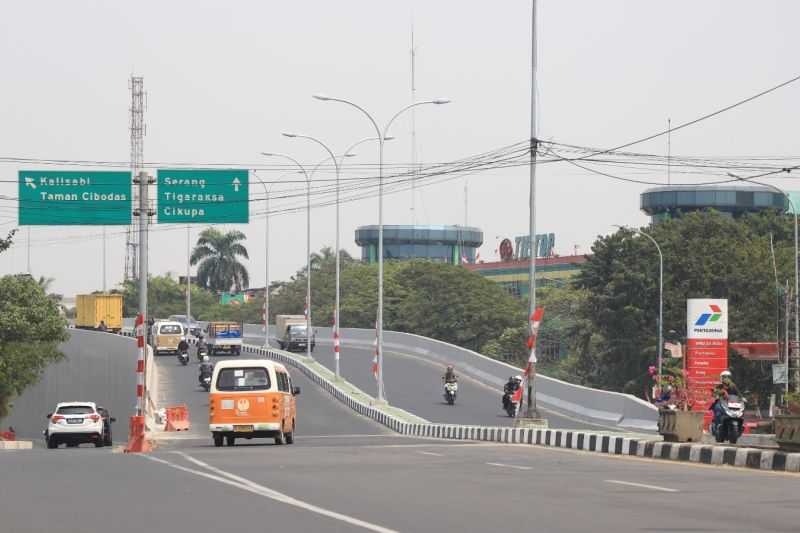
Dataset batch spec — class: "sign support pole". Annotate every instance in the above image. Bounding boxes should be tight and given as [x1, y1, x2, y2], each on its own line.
[137, 171, 150, 418]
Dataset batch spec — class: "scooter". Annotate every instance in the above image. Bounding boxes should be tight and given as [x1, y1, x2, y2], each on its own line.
[502, 391, 520, 417]
[710, 394, 745, 444]
[200, 374, 211, 392]
[196, 342, 207, 361]
[177, 350, 189, 366]
[443, 381, 458, 405]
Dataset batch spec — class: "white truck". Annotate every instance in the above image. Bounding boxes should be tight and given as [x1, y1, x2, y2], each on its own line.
[276, 314, 315, 352]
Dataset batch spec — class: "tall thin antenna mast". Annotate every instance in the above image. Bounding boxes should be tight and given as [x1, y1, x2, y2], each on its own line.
[410, 23, 418, 225]
[125, 76, 145, 282]
[667, 118, 671, 185]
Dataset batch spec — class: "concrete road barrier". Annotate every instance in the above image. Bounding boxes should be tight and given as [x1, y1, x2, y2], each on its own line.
[0, 440, 33, 450]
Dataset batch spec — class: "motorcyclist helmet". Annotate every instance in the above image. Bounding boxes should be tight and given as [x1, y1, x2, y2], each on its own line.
[514, 375, 523, 382]
[720, 370, 732, 380]
[202, 355, 210, 362]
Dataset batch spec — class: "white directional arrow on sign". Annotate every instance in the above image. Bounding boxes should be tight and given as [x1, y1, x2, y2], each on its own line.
[24, 177, 36, 189]
[232, 177, 241, 192]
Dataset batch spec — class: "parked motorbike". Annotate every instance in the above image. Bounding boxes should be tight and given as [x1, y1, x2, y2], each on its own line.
[502, 391, 520, 417]
[443, 381, 458, 405]
[710, 394, 745, 444]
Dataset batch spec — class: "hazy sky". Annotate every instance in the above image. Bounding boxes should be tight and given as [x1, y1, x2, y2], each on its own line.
[1, 1, 798, 297]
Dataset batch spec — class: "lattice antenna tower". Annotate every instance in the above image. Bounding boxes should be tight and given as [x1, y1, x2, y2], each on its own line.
[125, 76, 146, 281]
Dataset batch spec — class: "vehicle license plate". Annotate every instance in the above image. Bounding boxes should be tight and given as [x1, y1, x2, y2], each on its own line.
[234, 425, 254, 432]
[67, 418, 83, 424]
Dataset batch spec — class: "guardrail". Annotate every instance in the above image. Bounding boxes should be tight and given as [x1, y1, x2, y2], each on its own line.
[242, 323, 657, 431]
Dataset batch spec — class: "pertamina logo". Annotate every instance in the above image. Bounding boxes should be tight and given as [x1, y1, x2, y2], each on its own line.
[695, 304, 722, 326]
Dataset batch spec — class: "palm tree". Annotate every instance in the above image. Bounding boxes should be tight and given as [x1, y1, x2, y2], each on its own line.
[309, 246, 354, 271]
[190, 228, 250, 293]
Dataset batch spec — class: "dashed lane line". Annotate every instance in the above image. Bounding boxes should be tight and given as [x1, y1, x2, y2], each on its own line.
[486, 462, 532, 471]
[604, 479, 678, 493]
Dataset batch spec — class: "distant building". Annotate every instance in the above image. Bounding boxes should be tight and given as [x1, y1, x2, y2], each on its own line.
[640, 184, 794, 223]
[465, 255, 587, 298]
[355, 225, 483, 264]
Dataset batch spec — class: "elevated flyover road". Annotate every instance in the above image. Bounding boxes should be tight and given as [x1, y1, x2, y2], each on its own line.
[243, 327, 614, 432]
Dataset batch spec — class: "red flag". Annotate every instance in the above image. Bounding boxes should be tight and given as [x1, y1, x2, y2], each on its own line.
[524, 307, 545, 377]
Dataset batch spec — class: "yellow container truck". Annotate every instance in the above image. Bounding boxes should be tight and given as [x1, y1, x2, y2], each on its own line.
[75, 294, 123, 332]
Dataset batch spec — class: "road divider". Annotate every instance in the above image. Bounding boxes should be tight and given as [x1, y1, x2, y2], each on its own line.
[164, 405, 191, 432]
[244, 343, 800, 474]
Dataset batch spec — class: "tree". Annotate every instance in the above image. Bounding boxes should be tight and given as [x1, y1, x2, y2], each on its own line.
[0, 274, 68, 419]
[574, 210, 792, 400]
[190, 228, 250, 293]
[0, 230, 16, 254]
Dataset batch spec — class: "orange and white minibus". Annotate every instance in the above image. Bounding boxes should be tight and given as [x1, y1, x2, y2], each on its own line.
[209, 359, 299, 447]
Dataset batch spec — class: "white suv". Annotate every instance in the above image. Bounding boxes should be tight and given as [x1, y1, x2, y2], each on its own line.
[44, 402, 105, 449]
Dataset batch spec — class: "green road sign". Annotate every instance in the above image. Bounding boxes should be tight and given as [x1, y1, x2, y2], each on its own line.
[157, 169, 249, 224]
[18, 170, 132, 225]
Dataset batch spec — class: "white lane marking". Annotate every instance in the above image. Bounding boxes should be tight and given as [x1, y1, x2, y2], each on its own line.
[358, 443, 488, 449]
[139, 454, 398, 533]
[417, 451, 444, 457]
[295, 434, 392, 439]
[486, 462, 532, 471]
[604, 479, 678, 493]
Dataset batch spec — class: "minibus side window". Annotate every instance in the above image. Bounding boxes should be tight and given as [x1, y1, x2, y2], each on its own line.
[276, 372, 289, 392]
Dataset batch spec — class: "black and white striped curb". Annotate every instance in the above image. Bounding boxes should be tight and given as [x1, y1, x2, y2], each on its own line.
[244, 343, 800, 474]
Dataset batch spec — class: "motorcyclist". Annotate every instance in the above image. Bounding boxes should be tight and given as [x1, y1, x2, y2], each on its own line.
[710, 370, 739, 426]
[198, 355, 214, 383]
[442, 365, 458, 384]
[502, 375, 523, 408]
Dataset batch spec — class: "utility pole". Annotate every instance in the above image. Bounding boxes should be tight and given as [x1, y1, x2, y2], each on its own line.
[186, 226, 191, 319]
[102, 226, 107, 292]
[134, 170, 153, 415]
[525, 0, 541, 420]
[26, 227, 31, 274]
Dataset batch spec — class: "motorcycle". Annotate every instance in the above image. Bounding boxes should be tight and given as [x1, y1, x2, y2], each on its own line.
[200, 374, 211, 392]
[177, 350, 189, 366]
[502, 391, 520, 417]
[710, 394, 745, 444]
[196, 337, 207, 360]
[443, 381, 458, 405]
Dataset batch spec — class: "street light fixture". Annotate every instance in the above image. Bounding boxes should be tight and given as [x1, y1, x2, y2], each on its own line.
[280, 133, 361, 381]
[260, 152, 313, 363]
[313, 94, 450, 403]
[616, 225, 664, 387]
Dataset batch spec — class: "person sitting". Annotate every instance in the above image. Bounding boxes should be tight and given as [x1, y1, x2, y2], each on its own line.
[98, 320, 108, 332]
[198, 355, 214, 382]
[442, 365, 458, 384]
[502, 375, 523, 408]
[710, 370, 739, 425]
[654, 384, 674, 408]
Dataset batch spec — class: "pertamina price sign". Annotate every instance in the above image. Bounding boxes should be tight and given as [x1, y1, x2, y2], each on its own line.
[157, 169, 249, 224]
[18, 170, 132, 225]
[686, 298, 728, 424]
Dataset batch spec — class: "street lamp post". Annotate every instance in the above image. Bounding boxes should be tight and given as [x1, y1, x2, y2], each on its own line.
[729, 172, 798, 392]
[282, 133, 344, 379]
[252, 172, 272, 348]
[261, 152, 313, 362]
[618, 225, 664, 386]
[313, 94, 450, 402]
